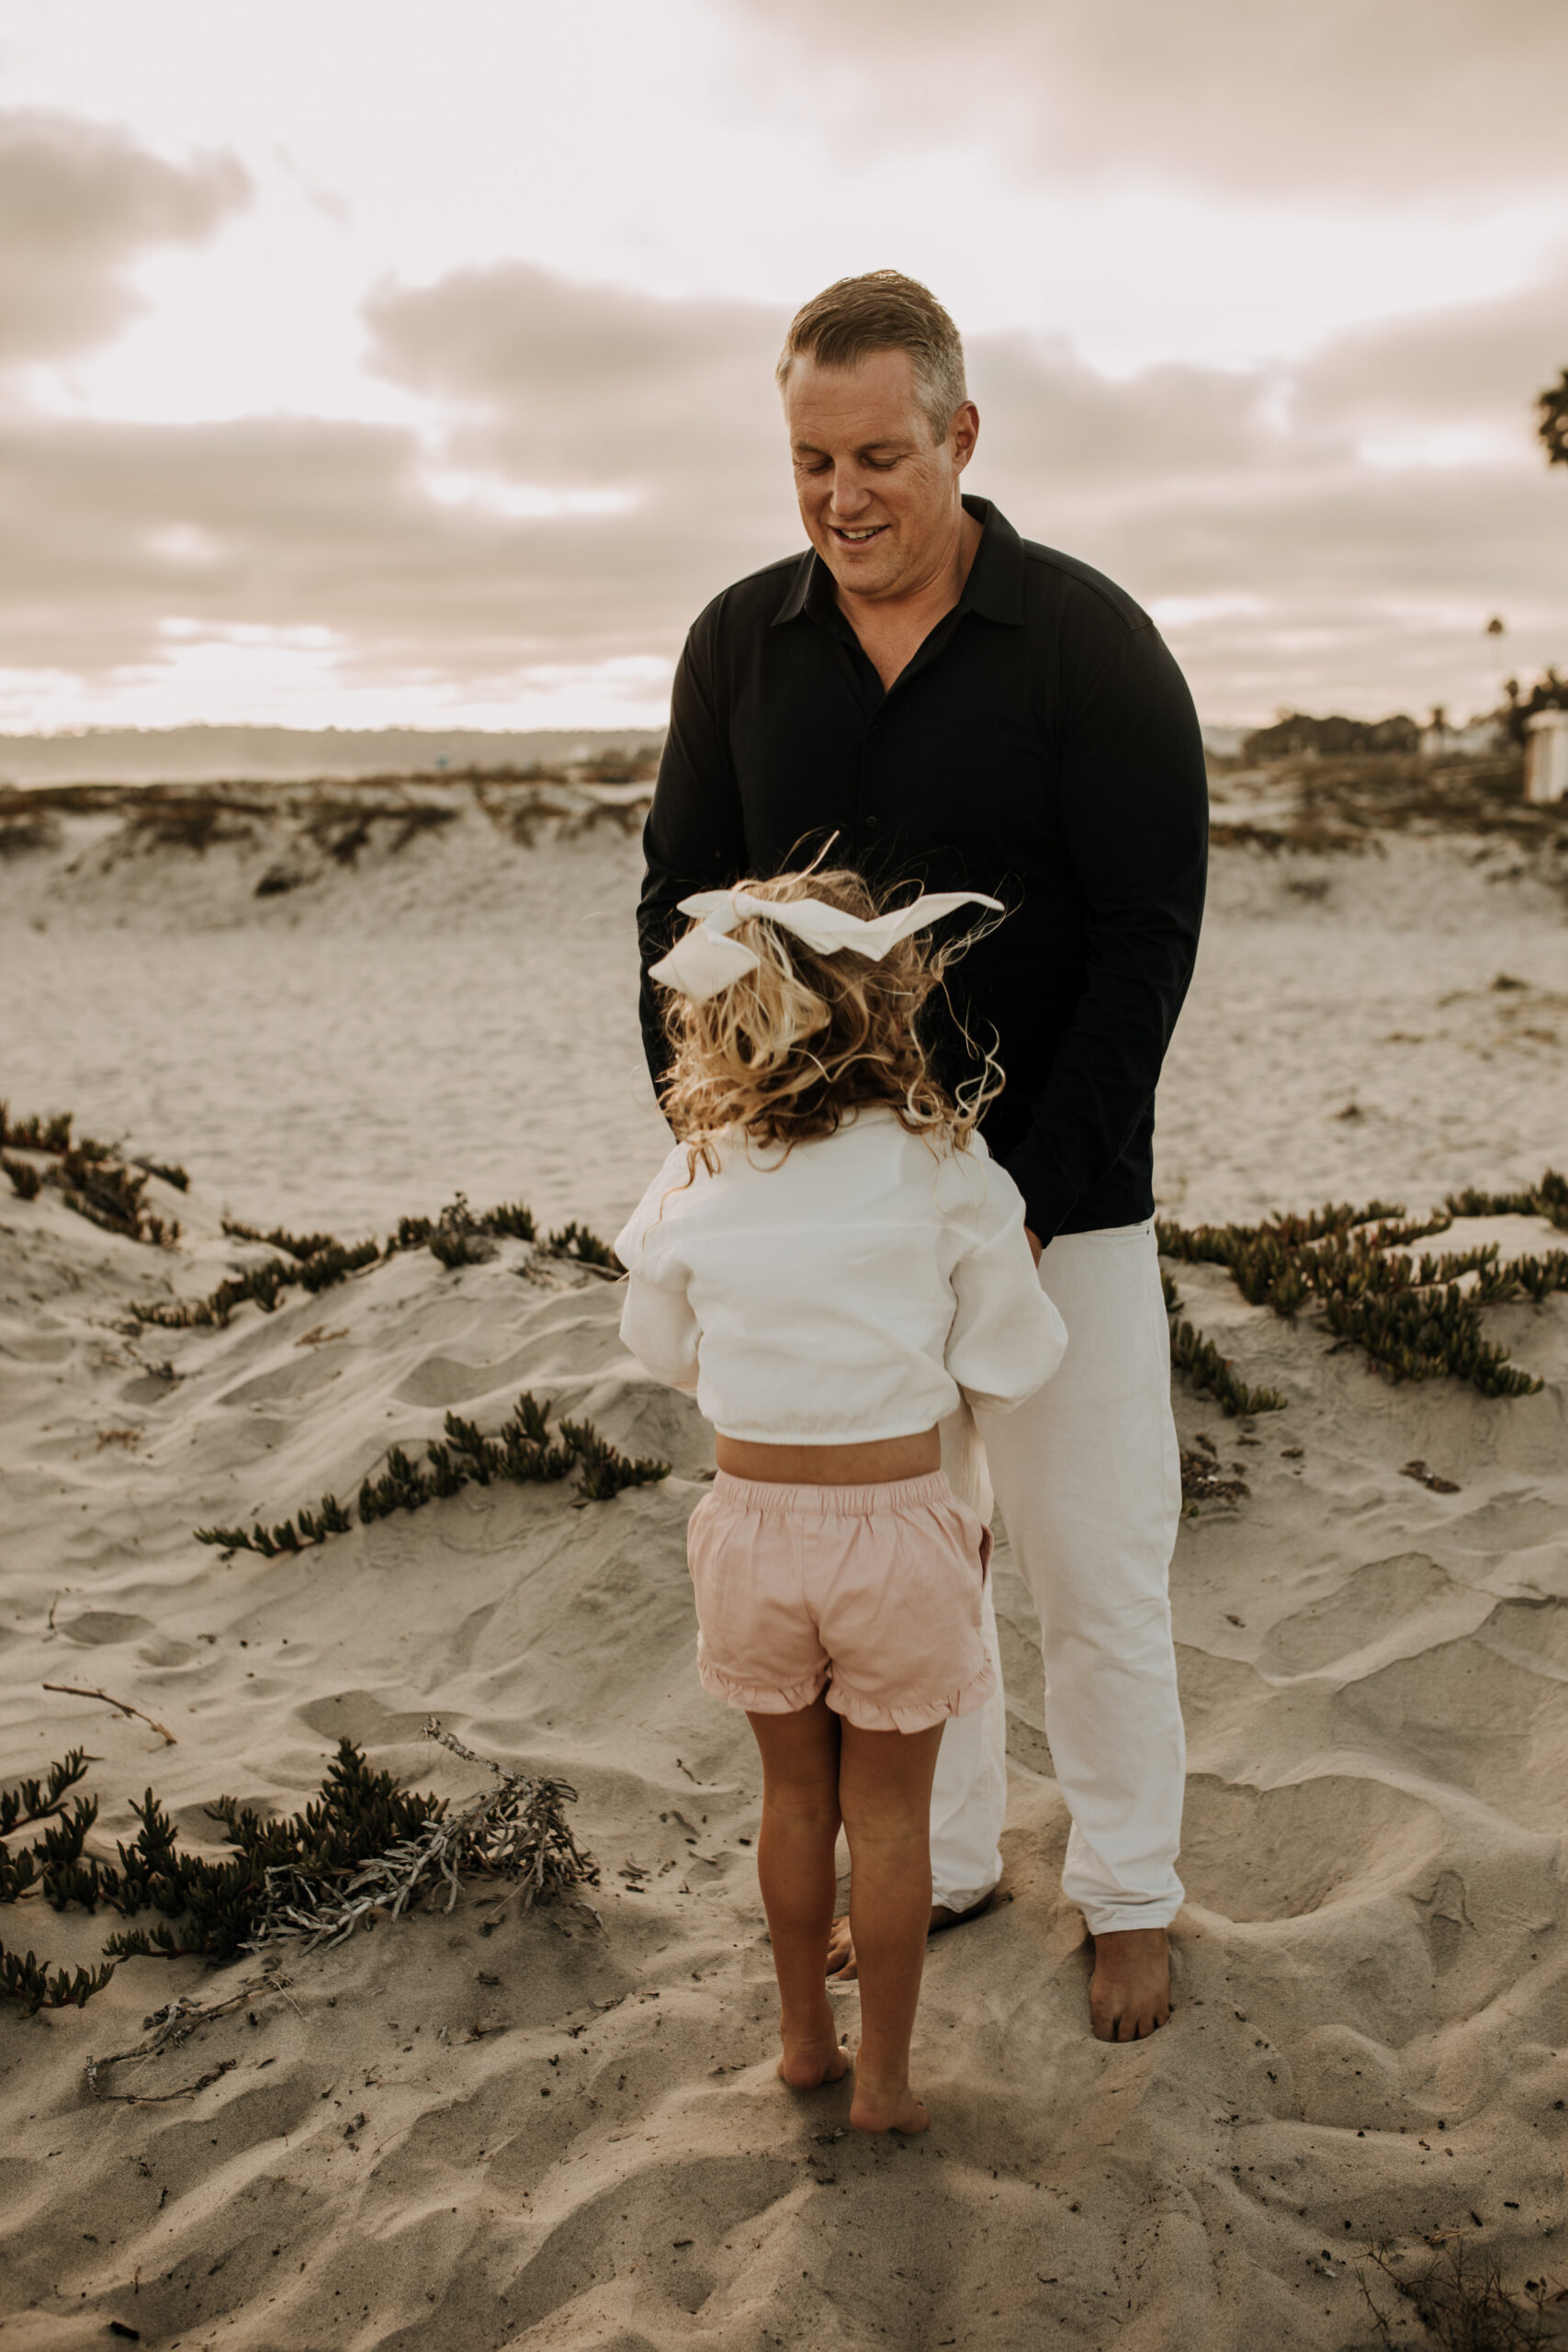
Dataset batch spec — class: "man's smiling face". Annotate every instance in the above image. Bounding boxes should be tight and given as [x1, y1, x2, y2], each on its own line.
[783, 347, 977, 604]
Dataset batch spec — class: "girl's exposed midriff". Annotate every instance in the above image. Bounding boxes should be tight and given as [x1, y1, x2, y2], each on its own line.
[715, 1428, 940, 1486]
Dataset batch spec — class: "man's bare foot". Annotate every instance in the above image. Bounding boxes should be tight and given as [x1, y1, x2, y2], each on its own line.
[776, 2003, 852, 2090]
[825, 1894, 990, 1982]
[850, 2069, 930, 2135]
[1089, 1927, 1171, 2041]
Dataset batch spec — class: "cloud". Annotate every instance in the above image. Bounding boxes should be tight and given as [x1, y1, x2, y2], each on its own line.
[716, 0, 1568, 201]
[1, 257, 1562, 722]
[363, 262, 794, 515]
[0, 110, 250, 367]
[0, 269, 800, 692]
[0, 403, 790, 686]
[1289, 268, 1568, 435]
[966, 267, 1568, 710]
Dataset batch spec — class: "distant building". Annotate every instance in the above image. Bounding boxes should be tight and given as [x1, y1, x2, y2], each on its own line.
[1525, 709, 1568, 803]
[1418, 717, 1508, 756]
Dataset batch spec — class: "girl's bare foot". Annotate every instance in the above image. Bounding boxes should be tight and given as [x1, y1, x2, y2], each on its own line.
[850, 2068, 930, 2135]
[777, 2004, 852, 2089]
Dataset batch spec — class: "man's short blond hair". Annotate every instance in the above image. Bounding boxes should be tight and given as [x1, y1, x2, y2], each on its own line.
[775, 270, 968, 444]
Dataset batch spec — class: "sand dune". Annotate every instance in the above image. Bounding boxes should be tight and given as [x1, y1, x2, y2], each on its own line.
[2, 1146, 1565, 2347]
[3, 766, 1567, 2346]
[1, 774, 1566, 1241]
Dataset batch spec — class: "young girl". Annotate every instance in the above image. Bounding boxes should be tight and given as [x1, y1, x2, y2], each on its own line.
[615, 869, 1066, 2134]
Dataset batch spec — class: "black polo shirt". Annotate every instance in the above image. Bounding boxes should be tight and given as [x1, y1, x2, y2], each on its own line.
[637, 495, 1207, 1241]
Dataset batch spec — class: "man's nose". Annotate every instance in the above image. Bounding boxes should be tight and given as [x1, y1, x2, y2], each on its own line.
[825, 467, 871, 517]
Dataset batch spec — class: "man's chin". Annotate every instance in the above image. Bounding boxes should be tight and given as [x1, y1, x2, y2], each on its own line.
[817, 539, 900, 596]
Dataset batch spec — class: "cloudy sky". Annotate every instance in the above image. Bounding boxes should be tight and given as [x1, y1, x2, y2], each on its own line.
[3, 0, 1566, 733]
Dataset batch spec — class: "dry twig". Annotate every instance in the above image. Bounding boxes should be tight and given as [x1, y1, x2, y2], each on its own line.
[86, 1984, 259, 2101]
[41, 1683, 176, 1744]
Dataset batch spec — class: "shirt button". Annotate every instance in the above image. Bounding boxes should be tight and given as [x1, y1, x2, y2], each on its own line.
[864, 815, 880, 831]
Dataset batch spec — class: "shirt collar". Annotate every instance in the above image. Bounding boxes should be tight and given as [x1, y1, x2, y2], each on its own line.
[771, 494, 1025, 628]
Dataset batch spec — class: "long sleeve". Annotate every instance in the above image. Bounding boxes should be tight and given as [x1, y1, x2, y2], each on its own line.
[619, 1271, 701, 1394]
[1002, 612, 1207, 1241]
[943, 1148, 1067, 1413]
[615, 1146, 703, 1394]
[637, 606, 748, 1101]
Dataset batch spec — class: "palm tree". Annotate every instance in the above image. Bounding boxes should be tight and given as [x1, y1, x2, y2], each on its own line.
[1540, 368, 1568, 468]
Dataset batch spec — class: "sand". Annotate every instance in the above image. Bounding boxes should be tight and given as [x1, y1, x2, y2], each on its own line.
[2, 775, 1565, 1238]
[2, 778, 1566, 2349]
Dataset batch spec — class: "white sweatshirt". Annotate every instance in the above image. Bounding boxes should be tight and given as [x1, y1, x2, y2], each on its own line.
[614, 1108, 1066, 1444]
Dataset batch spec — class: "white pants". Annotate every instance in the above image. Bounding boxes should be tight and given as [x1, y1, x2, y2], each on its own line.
[931, 1220, 1186, 1936]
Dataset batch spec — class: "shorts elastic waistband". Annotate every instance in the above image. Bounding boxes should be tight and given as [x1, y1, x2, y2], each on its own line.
[707, 1469, 953, 1518]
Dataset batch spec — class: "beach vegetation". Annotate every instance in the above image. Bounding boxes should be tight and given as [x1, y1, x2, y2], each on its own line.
[0, 1104, 78, 1153]
[1159, 1175, 1568, 1400]
[423, 1193, 495, 1269]
[195, 1392, 667, 1556]
[58, 1148, 179, 1245]
[1444, 1170, 1568, 1229]
[1168, 1318, 1286, 1417]
[1179, 1437, 1249, 1509]
[1213, 748, 1558, 853]
[1538, 364, 1568, 469]
[0, 810, 60, 857]
[133, 1155, 190, 1191]
[121, 795, 265, 854]
[489, 1200, 537, 1241]
[134, 1237, 378, 1328]
[547, 1219, 619, 1270]
[135, 1193, 612, 1329]
[221, 1216, 342, 1260]
[133, 1254, 291, 1328]
[1160, 1257, 1287, 1418]
[1359, 2233, 1558, 2347]
[301, 797, 458, 865]
[3, 1730, 598, 2011]
[577, 747, 659, 784]
[0, 1105, 182, 1242]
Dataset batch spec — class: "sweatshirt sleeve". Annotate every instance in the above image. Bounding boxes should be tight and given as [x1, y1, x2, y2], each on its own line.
[942, 1147, 1067, 1413]
[619, 1271, 701, 1395]
[615, 1148, 703, 1395]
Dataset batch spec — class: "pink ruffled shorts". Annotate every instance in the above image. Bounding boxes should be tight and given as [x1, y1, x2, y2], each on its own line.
[686, 1469, 995, 1735]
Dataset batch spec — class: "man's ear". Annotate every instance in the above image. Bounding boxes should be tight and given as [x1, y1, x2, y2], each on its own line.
[950, 401, 980, 473]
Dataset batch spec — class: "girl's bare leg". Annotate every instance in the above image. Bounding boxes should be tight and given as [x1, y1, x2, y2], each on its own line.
[746, 1696, 852, 2089]
[838, 1719, 946, 2133]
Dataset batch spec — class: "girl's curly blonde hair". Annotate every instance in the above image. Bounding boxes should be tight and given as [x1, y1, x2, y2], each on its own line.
[657, 867, 999, 1164]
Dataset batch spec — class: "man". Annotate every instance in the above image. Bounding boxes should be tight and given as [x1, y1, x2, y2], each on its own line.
[637, 271, 1206, 2041]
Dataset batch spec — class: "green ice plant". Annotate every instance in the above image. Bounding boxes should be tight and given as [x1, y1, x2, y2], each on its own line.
[2, 1735, 597, 2008]
[137, 1195, 607, 1329]
[1158, 1171, 1568, 1404]
[194, 1390, 669, 1556]
[0, 1103, 181, 1244]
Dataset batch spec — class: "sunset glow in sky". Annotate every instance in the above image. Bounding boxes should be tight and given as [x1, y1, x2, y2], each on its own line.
[4, 0, 1566, 731]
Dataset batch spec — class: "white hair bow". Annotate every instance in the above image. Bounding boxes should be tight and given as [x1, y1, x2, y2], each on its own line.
[649, 885, 1003, 1002]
